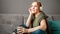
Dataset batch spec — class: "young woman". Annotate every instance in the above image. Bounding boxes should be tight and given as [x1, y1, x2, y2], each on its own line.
[12, 1, 51, 34]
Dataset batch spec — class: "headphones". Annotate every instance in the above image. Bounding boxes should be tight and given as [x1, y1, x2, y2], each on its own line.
[40, 5, 43, 11]
[37, 1, 43, 11]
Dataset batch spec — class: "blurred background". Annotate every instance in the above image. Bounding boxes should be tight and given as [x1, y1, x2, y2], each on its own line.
[0, 0, 60, 34]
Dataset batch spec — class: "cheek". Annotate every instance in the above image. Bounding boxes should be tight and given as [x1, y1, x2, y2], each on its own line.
[35, 7, 39, 10]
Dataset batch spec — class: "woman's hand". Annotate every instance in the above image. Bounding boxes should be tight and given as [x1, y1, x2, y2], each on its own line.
[17, 26, 23, 34]
[29, 7, 34, 15]
[17, 26, 28, 34]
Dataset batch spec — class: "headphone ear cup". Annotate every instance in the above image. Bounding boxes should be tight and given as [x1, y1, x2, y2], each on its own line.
[40, 7, 43, 11]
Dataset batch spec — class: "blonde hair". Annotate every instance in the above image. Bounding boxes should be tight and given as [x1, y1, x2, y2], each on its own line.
[33, 0, 42, 7]
[37, 1, 42, 7]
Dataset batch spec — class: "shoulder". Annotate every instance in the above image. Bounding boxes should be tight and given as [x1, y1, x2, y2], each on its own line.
[40, 11, 48, 19]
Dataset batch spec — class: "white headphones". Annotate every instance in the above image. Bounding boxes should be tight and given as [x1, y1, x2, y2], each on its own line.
[40, 5, 43, 11]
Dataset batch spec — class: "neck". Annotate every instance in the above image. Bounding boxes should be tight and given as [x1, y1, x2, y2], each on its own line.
[35, 10, 41, 15]
[35, 11, 41, 17]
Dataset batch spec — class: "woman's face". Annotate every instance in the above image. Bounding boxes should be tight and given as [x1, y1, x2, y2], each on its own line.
[30, 2, 40, 14]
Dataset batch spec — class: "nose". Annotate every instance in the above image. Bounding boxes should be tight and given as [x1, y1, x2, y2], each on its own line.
[32, 7, 35, 9]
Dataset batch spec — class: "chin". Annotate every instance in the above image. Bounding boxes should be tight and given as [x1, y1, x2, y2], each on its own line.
[32, 11, 36, 14]
[32, 12, 35, 14]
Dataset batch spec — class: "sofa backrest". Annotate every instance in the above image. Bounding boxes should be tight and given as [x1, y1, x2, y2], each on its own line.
[0, 14, 24, 34]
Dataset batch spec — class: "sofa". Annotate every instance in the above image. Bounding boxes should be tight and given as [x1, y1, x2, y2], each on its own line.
[48, 20, 60, 34]
[0, 14, 60, 34]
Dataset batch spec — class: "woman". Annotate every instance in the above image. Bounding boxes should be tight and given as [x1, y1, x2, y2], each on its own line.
[12, 1, 50, 34]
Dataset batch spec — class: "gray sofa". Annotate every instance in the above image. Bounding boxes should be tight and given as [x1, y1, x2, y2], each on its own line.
[0, 14, 60, 34]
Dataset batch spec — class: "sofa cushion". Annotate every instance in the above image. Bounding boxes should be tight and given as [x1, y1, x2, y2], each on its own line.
[48, 20, 60, 34]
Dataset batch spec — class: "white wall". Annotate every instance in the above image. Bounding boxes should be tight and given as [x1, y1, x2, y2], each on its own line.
[0, 0, 60, 15]
[42, 0, 60, 15]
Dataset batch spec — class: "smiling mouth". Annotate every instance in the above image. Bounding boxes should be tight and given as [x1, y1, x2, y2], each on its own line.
[32, 10, 35, 11]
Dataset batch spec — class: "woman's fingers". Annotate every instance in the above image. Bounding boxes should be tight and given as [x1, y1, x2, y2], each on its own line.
[29, 8, 31, 13]
[17, 27, 27, 33]
[17, 27, 23, 33]
[17, 30, 22, 33]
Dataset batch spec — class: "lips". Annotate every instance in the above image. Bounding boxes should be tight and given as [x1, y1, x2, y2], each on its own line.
[31, 10, 35, 13]
[32, 9, 35, 11]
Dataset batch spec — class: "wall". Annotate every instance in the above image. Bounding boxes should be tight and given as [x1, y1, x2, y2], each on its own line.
[0, 0, 60, 15]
